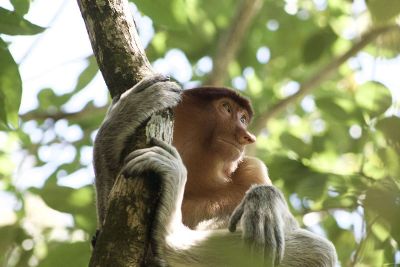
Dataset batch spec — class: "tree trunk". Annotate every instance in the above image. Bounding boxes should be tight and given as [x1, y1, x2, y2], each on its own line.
[77, 0, 153, 98]
[76, 0, 175, 266]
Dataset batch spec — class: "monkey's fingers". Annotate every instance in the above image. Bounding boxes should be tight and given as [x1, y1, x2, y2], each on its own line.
[124, 146, 178, 166]
[271, 211, 285, 266]
[263, 207, 284, 267]
[240, 213, 269, 266]
[131, 74, 170, 93]
[261, 223, 276, 267]
[242, 213, 265, 245]
[228, 201, 245, 232]
[150, 138, 182, 160]
[273, 224, 284, 267]
[122, 152, 176, 178]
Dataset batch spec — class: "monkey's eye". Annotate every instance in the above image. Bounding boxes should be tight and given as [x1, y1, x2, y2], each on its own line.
[240, 115, 248, 125]
[222, 102, 232, 113]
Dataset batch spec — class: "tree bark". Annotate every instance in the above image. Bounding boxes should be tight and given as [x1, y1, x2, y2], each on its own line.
[77, 0, 176, 266]
[77, 0, 153, 98]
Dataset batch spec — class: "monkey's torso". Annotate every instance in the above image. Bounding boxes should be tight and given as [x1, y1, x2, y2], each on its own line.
[181, 156, 272, 229]
[182, 189, 243, 229]
[182, 175, 268, 229]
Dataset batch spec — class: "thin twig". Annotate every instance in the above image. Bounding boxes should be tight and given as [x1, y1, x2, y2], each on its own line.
[20, 105, 107, 122]
[206, 0, 263, 86]
[350, 215, 379, 267]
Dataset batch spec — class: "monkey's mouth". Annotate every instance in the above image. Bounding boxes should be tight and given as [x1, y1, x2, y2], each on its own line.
[219, 139, 243, 152]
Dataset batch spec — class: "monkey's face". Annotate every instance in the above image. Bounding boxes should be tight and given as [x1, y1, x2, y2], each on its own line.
[209, 97, 256, 162]
[172, 93, 256, 170]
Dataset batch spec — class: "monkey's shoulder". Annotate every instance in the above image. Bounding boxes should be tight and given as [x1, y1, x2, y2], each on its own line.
[232, 156, 272, 186]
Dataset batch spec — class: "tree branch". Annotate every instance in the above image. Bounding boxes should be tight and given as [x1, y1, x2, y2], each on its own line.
[20, 105, 107, 122]
[251, 24, 400, 135]
[206, 0, 263, 86]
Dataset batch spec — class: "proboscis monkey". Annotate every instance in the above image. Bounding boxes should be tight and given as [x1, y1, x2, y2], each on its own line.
[94, 75, 337, 267]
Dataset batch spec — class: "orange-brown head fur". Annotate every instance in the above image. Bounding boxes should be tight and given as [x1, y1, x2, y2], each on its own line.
[181, 87, 254, 119]
[173, 87, 255, 192]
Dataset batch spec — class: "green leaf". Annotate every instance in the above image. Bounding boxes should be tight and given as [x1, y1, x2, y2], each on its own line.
[326, 174, 348, 194]
[333, 230, 356, 264]
[31, 171, 97, 232]
[39, 180, 95, 215]
[357, 235, 385, 266]
[355, 81, 392, 118]
[38, 242, 91, 267]
[302, 26, 337, 64]
[280, 133, 312, 158]
[364, 178, 400, 244]
[0, 88, 8, 128]
[296, 173, 328, 200]
[37, 88, 58, 110]
[371, 222, 390, 242]
[74, 55, 98, 92]
[322, 195, 357, 209]
[367, 0, 400, 22]
[134, 0, 187, 29]
[0, 7, 45, 35]
[0, 225, 30, 263]
[377, 147, 400, 178]
[0, 38, 22, 128]
[0, 225, 18, 260]
[266, 156, 314, 192]
[315, 97, 349, 121]
[11, 0, 30, 15]
[376, 116, 400, 153]
[36, 88, 74, 111]
[382, 239, 397, 266]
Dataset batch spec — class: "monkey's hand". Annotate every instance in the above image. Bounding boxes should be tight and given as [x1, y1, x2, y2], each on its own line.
[93, 74, 181, 227]
[228, 185, 288, 267]
[122, 138, 187, 189]
[95, 74, 181, 177]
[106, 74, 181, 121]
[121, 138, 187, 267]
[122, 138, 187, 224]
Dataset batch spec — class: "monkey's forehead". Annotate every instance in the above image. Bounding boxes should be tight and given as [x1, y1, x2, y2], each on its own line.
[183, 87, 253, 119]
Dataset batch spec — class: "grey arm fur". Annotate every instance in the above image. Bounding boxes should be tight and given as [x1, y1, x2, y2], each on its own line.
[93, 74, 181, 226]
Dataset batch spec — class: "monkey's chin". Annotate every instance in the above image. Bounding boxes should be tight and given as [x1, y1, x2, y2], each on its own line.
[215, 139, 244, 161]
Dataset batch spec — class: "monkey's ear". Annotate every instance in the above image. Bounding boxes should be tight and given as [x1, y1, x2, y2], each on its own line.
[183, 87, 253, 120]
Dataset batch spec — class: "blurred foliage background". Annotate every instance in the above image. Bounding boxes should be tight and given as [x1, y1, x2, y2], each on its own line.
[1, 0, 400, 266]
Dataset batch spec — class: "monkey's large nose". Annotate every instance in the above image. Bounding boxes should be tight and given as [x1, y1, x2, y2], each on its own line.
[238, 129, 256, 145]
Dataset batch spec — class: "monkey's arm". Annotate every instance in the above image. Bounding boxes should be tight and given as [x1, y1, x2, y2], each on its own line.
[228, 184, 337, 267]
[93, 75, 181, 227]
